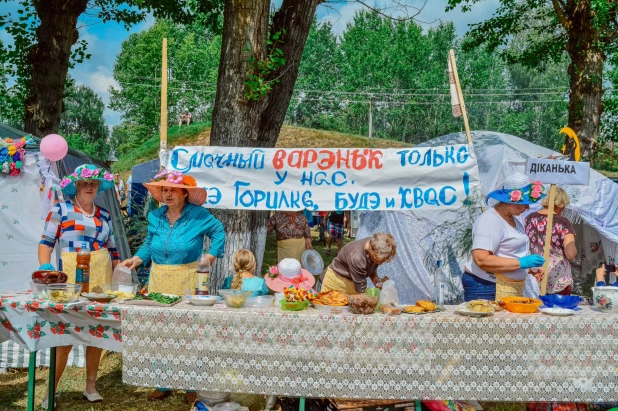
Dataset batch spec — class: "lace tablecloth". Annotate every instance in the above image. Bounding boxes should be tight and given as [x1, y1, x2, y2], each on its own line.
[0, 294, 123, 352]
[122, 303, 618, 402]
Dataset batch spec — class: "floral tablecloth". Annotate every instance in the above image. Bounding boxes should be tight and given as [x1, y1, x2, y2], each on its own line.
[122, 303, 618, 402]
[0, 294, 123, 352]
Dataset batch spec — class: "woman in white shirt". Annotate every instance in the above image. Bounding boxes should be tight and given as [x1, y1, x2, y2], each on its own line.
[464, 173, 547, 301]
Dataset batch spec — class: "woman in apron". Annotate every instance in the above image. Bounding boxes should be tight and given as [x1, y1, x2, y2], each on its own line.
[38, 164, 119, 408]
[463, 173, 547, 302]
[266, 211, 313, 262]
[121, 170, 225, 404]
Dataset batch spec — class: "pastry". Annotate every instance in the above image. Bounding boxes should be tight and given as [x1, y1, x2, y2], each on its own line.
[416, 300, 436, 311]
[404, 305, 426, 313]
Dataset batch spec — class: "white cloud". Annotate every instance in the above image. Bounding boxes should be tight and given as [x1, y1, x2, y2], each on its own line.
[88, 66, 118, 95]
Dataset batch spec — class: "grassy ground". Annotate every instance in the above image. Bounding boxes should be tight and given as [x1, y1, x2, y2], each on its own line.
[0, 228, 527, 411]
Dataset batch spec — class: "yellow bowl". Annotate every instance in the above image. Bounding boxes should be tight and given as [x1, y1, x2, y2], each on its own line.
[501, 297, 542, 313]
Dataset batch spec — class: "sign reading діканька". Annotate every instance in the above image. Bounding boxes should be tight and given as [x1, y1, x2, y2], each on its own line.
[167, 145, 481, 211]
[526, 158, 590, 186]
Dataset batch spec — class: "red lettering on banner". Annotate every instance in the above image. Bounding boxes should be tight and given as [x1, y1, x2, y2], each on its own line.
[302, 150, 318, 168]
[318, 150, 335, 170]
[273, 150, 286, 170]
[352, 149, 368, 170]
[289, 150, 303, 168]
[368, 149, 383, 169]
[336, 149, 351, 169]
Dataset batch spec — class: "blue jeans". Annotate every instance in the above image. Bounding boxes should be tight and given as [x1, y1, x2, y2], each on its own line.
[462, 272, 496, 302]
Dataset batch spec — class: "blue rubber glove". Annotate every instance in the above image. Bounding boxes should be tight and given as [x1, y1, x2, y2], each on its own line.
[39, 263, 55, 270]
[518, 255, 545, 270]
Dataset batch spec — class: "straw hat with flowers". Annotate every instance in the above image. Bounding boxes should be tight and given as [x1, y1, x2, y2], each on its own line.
[144, 170, 207, 205]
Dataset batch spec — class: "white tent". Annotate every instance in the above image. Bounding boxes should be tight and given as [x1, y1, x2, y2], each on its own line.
[358, 131, 618, 305]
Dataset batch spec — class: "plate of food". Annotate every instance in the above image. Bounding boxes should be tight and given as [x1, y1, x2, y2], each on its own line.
[124, 292, 182, 307]
[81, 292, 117, 303]
[501, 297, 542, 313]
[455, 300, 495, 317]
[402, 300, 443, 315]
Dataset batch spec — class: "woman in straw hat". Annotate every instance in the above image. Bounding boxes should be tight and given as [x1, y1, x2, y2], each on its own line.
[463, 172, 546, 302]
[38, 164, 118, 408]
[121, 170, 225, 403]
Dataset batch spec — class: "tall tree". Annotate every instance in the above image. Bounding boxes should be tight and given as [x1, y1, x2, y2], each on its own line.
[109, 18, 221, 132]
[446, 0, 618, 158]
[0, 0, 223, 137]
[60, 80, 110, 159]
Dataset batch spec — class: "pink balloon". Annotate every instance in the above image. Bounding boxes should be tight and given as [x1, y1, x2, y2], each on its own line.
[40, 134, 68, 161]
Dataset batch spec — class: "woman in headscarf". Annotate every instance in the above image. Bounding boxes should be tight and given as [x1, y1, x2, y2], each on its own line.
[38, 164, 118, 408]
[463, 173, 546, 301]
[121, 170, 225, 403]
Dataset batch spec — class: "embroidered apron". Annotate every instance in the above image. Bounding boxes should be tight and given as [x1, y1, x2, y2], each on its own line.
[148, 262, 197, 295]
[61, 249, 112, 291]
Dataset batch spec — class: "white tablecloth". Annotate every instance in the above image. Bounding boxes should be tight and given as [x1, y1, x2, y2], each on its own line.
[122, 303, 618, 402]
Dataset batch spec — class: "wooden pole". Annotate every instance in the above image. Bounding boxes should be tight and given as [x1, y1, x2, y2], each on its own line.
[539, 184, 557, 296]
[159, 38, 168, 168]
[448, 49, 472, 144]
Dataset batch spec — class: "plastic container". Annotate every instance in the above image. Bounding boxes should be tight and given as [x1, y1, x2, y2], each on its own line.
[47, 284, 81, 303]
[186, 295, 218, 306]
[348, 294, 379, 315]
[501, 297, 542, 313]
[245, 295, 275, 308]
[196, 391, 230, 406]
[30, 282, 47, 295]
[280, 300, 309, 311]
[312, 302, 350, 314]
[273, 292, 284, 307]
[111, 265, 132, 285]
[213, 403, 240, 411]
[219, 289, 251, 308]
[539, 294, 582, 309]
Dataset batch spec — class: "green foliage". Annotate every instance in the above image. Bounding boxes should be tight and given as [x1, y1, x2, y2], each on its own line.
[285, 11, 569, 152]
[59, 80, 110, 159]
[109, 19, 221, 132]
[243, 30, 287, 102]
[244, 30, 285, 101]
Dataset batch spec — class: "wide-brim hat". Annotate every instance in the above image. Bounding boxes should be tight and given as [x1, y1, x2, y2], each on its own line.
[143, 170, 206, 206]
[486, 172, 546, 205]
[266, 258, 316, 292]
[60, 164, 115, 197]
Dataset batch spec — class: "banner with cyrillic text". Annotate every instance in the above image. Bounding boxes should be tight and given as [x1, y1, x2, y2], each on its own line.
[167, 145, 481, 211]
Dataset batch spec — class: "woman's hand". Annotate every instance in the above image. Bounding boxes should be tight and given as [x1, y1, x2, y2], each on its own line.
[39, 263, 55, 270]
[121, 256, 143, 270]
[206, 254, 216, 265]
[531, 268, 545, 282]
[305, 237, 313, 250]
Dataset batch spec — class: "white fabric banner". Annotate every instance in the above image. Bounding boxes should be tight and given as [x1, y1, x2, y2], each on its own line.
[167, 145, 481, 211]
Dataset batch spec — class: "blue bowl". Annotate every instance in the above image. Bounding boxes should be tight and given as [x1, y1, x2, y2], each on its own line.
[540, 294, 582, 309]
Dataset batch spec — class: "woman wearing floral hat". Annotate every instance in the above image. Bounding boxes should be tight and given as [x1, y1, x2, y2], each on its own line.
[463, 172, 547, 302]
[120, 170, 226, 403]
[38, 164, 119, 408]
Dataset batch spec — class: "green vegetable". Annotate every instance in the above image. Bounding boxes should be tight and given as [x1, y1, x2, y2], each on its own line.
[143, 292, 181, 305]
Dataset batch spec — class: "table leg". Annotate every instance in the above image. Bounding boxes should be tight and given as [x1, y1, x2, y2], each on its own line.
[299, 396, 306, 411]
[416, 400, 421, 411]
[48, 347, 56, 410]
[27, 350, 37, 411]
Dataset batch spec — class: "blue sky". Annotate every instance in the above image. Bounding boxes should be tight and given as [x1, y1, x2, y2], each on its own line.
[1, 0, 500, 127]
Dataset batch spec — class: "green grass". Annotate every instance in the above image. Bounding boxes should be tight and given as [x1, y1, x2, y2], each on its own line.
[112, 121, 211, 174]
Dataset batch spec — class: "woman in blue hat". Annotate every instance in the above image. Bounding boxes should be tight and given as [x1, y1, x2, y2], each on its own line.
[463, 172, 547, 302]
[38, 164, 119, 407]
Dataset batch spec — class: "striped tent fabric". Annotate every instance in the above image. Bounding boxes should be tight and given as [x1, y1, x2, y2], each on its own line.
[0, 341, 85, 369]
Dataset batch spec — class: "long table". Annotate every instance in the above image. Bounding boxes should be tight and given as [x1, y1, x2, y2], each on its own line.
[123, 303, 618, 403]
[0, 294, 123, 411]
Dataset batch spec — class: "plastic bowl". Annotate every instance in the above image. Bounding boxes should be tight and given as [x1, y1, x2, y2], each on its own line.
[348, 294, 379, 315]
[245, 296, 275, 308]
[30, 282, 48, 295]
[539, 294, 582, 309]
[186, 295, 218, 306]
[32, 270, 68, 284]
[501, 297, 542, 313]
[47, 284, 81, 303]
[280, 300, 310, 311]
[219, 289, 251, 308]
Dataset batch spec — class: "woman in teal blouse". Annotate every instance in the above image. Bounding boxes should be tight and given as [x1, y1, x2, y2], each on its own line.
[121, 170, 225, 404]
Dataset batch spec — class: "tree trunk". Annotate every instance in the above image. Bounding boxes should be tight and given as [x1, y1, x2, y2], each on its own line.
[209, 0, 322, 290]
[565, 1, 605, 160]
[24, 0, 88, 137]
